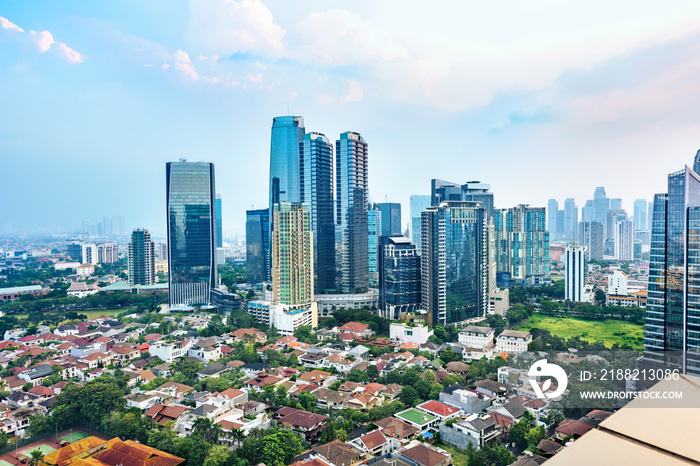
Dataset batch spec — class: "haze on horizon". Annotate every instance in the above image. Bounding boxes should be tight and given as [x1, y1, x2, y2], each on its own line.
[2, 0, 700, 236]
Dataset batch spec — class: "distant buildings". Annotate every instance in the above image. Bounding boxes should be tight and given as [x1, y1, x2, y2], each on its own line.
[97, 243, 119, 264]
[128, 229, 156, 286]
[368, 205, 382, 286]
[565, 246, 585, 302]
[81, 243, 97, 265]
[614, 220, 634, 261]
[166, 160, 217, 307]
[579, 221, 604, 261]
[378, 236, 421, 320]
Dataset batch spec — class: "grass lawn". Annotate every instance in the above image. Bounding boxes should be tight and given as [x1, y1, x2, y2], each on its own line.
[434, 441, 470, 466]
[12, 307, 134, 320]
[514, 313, 644, 350]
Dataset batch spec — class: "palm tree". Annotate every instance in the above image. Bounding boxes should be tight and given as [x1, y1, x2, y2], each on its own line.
[192, 417, 214, 442]
[231, 428, 244, 449]
[209, 422, 223, 444]
[28, 449, 44, 466]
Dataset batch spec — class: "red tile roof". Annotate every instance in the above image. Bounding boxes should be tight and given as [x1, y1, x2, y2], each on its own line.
[339, 322, 369, 334]
[418, 400, 461, 417]
[359, 430, 387, 450]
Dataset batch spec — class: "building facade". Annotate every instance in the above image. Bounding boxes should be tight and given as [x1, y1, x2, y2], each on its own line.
[421, 201, 487, 325]
[378, 236, 421, 320]
[128, 229, 156, 286]
[368, 205, 382, 287]
[579, 221, 604, 261]
[410, 195, 431, 249]
[246, 208, 270, 284]
[614, 220, 634, 261]
[565, 246, 585, 302]
[166, 160, 217, 307]
[493, 205, 549, 280]
[272, 203, 314, 305]
[97, 243, 119, 264]
[378, 203, 402, 237]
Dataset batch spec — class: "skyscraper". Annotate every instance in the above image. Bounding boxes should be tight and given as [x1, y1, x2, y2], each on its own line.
[128, 229, 155, 286]
[246, 208, 270, 284]
[421, 201, 487, 325]
[378, 203, 402, 237]
[644, 157, 700, 375]
[81, 244, 98, 265]
[166, 160, 217, 307]
[564, 198, 578, 241]
[431, 179, 495, 222]
[565, 246, 585, 302]
[410, 195, 431, 249]
[336, 131, 369, 293]
[581, 199, 595, 222]
[633, 199, 648, 232]
[614, 220, 634, 261]
[215, 195, 223, 248]
[97, 243, 119, 264]
[272, 203, 314, 305]
[368, 205, 382, 286]
[579, 221, 604, 261]
[610, 198, 622, 211]
[547, 199, 558, 238]
[379, 236, 421, 320]
[493, 205, 550, 280]
[269, 116, 305, 210]
[300, 132, 336, 292]
[594, 187, 610, 238]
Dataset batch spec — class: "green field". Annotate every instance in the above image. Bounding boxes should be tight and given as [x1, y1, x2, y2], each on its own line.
[514, 314, 644, 350]
[11, 308, 134, 320]
[434, 442, 469, 466]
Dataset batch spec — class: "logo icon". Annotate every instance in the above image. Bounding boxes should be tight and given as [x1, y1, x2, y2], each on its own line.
[528, 359, 568, 399]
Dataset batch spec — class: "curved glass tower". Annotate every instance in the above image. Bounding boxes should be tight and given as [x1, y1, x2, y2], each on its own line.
[166, 160, 217, 307]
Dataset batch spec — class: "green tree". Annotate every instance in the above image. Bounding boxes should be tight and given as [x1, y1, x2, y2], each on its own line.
[399, 386, 419, 407]
[28, 449, 44, 466]
[346, 369, 369, 383]
[204, 445, 230, 466]
[440, 348, 458, 363]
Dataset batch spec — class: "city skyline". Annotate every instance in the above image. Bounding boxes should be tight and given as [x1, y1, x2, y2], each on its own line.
[3, 2, 700, 234]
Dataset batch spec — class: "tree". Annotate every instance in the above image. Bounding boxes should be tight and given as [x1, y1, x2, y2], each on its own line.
[366, 365, 379, 382]
[260, 430, 303, 466]
[440, 348, 458, 363]
[346, 370, 369, 383]
[399, 386, 419, 407]
[508, 421, 530, 449]
[204, 445, 230, 466]
[526, 425, 546, 448]
[28, 449, 44, 466]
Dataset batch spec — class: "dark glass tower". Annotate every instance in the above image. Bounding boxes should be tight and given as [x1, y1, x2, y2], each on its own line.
[166, 160, 217, 307]
[378, 203, 402, 237]
[215, 195, 223, 248]
[246, 208, 270, 284]
[421, 201, 487, 325]
[379, 236, 421, 320]
[336, 131, 369, 293]
[300, 132, 336, 292]
[128, 229, 155, 286]
[644, 161, 700, 376]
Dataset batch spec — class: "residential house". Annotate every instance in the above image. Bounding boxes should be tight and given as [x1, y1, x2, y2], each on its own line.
[350, 430, 396, 456]
[241, 362, 272, 379]
[144, 404, 192, 426]
[398, 444, 452, 466]
[311, 388, 348, 410]
[439, 386, 493, 414]
[196, 363, 227, 379]
[274, 407, 328, 441]
[188, 338, 222, 363]
[495, 330, 532, 354]
[416, 400, 463, 422]
[298, 370, 335, 387]
[374, 417, 419, 440]
[244, 373, 282, 393]
[109, 345, 141, 367]
[312, 440, 363, 466]
[149, 340, 193, 363]
[338, 322, 373, 337]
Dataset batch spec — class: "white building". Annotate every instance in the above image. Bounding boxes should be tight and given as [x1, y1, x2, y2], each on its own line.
[390, 322, 434, 345]
[607, 270, 628, 295]
[98, 243, 119, 264]
[81, 243, 98, 265]
[614, 220, 634, 261]
[248, 301, 318, 336]
[458, 326, 494, 351]
[149, 340, 193, 362]
[77, 263, 94, 277]
[488, 288, 509, 316]
[495, 330, 532, 354]
[54, 262, 81, 271]
[67, 282, 99, 298]
[314, 290, 379, 317]
[565, 246, 585, 302]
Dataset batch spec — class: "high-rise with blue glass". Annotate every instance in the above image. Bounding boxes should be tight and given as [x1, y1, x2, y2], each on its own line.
[215, 195, 223, 248]
[166, 160, 217, 307]
[368, 205, 382, 286]
[336, 131, 369, 293]
[644, 155, 700, 376]
[410, 195, 431, 248]
[246, 208, 270, 284]
[421, 201, 487, 325]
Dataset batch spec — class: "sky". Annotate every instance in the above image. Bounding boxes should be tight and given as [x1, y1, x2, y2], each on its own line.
[2, 0, 700, 236]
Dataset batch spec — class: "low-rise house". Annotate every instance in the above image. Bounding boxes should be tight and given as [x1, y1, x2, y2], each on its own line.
[244, 373, 282, 393]
[154, 382, 195, 400]
[188, 338, 222, 363]
[149, 340, 193, 363]
[343, 392, 378, 410]
[312, 440, 363, 466]
[274, 407, 328, 441]
[491, 400, 526, 422]
[395, 408, 439, 431]
[398, 443, 452, 466]
[374, 416, 420, 440]
[299, 369, 335, 387]
[523, 399, 549, 420]
[18, 364, 54, 386]
[348, 345, 370, 360]
[441, 415, 499, 449]
[390, 323, 434, 345]
[230, 328, 267, 343]
[109, 345, 141, 366]
[416, 400, 462, 422]
[458, 326, 494, 351]
[27, 386, 54, 399]
[145, 404, 192, 425]
[7, 391, 41, 409]
[554, 419, 595, 440]
[300, 351, 327, 368]
[495, 330, 532, 354]
[311, 387, 348, 410]
[439, 386, 493, 414]
[126, 393, 161, 411]
[67, 281, 99, 298]
[196, 363, 227, 379]
[338, 322, 373, 337]
[350, 430, 395, 456]
[474, 379, 508, 398]
[241, 362, 272, 379]
[218, 388, 248, 404]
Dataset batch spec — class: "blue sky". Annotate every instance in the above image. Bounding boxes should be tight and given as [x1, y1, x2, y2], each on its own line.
[2, 1, 700, 235]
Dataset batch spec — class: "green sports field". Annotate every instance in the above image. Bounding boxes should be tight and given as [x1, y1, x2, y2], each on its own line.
[514, 314, 644, 350]
[61, 431, 91, 443]
[21, 444, 56, 457]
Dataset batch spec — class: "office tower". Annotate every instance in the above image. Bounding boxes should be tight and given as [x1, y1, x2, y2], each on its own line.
[97, 243, 119, 264]
[614, 220, 634, 261]
[336, 131, 369, 293]
[644, 156, 700, 376]
[610, 198, 622, 210]
[128, 229, 155, 286]
[300, 132, 336, 292]
[215, 195, 223, 248]
[594, 187, 610, 238]
[378, 203, 402, 237]
[269, 116, 305, 209]
[606, 209, 627, 240]
[564, 198, 578, 241]
[368, 205, 382, 286]
[493, 205, 550, 280]
[579, 221, 604, 261]
[272, 202, 314, 304]
[647, 202, 653, 232]
[158, 243, 167, 261]
[166, 160, 217, 307]
[410, 195, 431, 248]
[66, 241, 82, 261]
[581, 199, 595, 222]
[694, 149, 700, 173]
[245, 209, 270, 284]
[556, 209, 565, 240]
[547, 199, 558, 238]
[81, 243, 98, 265]
[431, 179, 495, 222]
[565, 246, 585, 302]
[421, 201, 487, 325]
[379, 236, 421, 320]
[633, 199, 648, 232]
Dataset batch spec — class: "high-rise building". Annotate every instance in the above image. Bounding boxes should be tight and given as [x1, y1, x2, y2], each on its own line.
[610, 198, 622, 211]
[647, 202, 654, 232]
[97, 243, 119, 264]
[606, 209, 627, 240]
[493, 205, 550, 280]
[272, 203, 314, 305]
[547, 199, 558, 238]
[81, 243, 98, 265]
[644, 157, 700, 376]
[421, 201, 487, 325]
[564, 198, 578, 241]
[379, 236, 421, 320]
[431, 179, 462, 205]
[581, 199, 595, 222]
[336, 131, 369, 293]
[378, 203, 402, 237]
[410, 195, 431, 249]
[300, 132, 336, 292]
[614, 220, 634, 261]
[128, 229, 155, 286]
[579, 221, 604, 261]
[158, 243, 167, 261]
[594, 187, 610, 239]
[166, 160, 217, 307]
[431, 180, 495, 222]
[245, 209, 270, 284]
[633, 199, 648, 232]
[565, 246, 585, 302]
[66, 241, 82, 261]
[368, 205, 382, 286]
[215, 195, 223, 248]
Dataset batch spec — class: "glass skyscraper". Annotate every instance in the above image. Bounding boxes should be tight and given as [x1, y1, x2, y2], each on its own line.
[644, 161, 700, 376]
[379, 236, 421, 320]
[215, 194, 223, 248]
[269, 116, 305, 209]
[368, 205, 382, 286]
[166, 160, 217, 307]
[410, 195, 431, 249]
[246, 208, 270, 284]
[431, 179, 494, 222]
[421, 201, 487, 325]
[128, 229, 155, 286]
[336, 131, 369, 293]
[378, 202, 402, 237]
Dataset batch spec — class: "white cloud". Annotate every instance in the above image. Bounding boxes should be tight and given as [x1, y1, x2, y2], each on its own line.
[171, 49, 222, 83]
[30, 30, 54, 53]
[0, 16, 23, 33]
[186, 0, 286, 56]
[246, 73, 262, 82]
[55, 42, 83, 64]
[340, 79, 363, 103]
